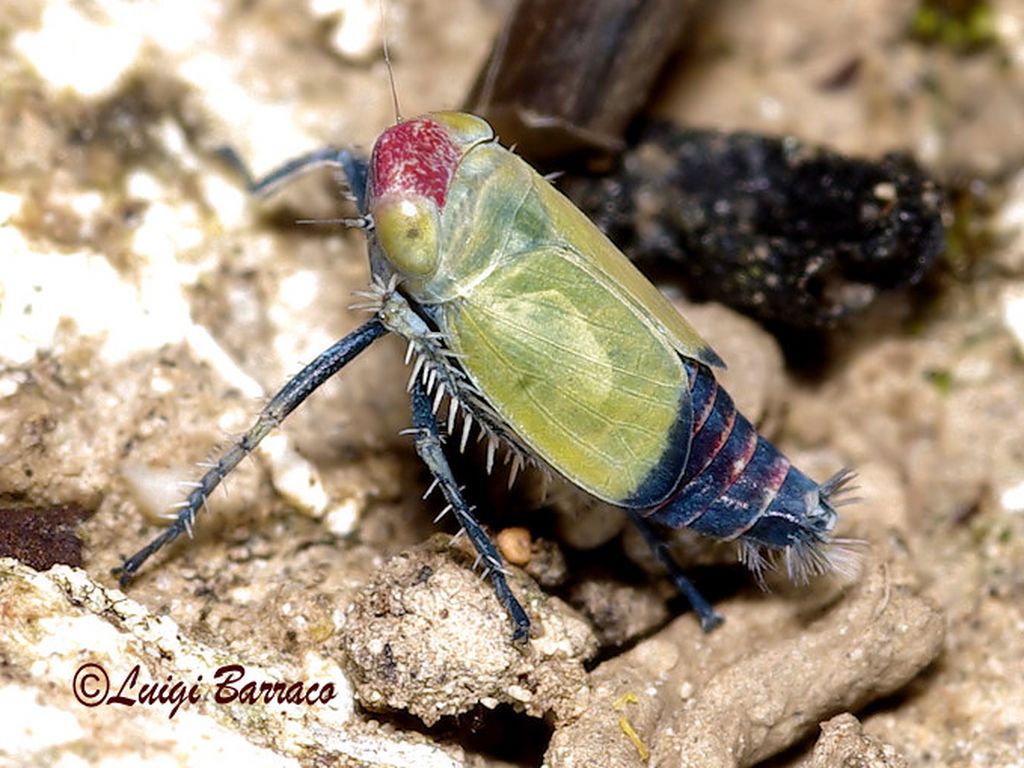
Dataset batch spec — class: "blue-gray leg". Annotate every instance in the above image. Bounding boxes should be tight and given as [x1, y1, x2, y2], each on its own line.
[215, 145, 370, 214]
[115, 318, 388, 585]
[626, 509, 724, 632]
[408, 377, 531, 645]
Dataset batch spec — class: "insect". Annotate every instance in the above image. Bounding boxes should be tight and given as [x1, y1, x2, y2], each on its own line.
[115, 109, 856, 644]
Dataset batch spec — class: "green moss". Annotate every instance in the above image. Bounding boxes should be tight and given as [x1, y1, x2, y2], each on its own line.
[910, 0, 998, 51]
[924, 367, 953, 394]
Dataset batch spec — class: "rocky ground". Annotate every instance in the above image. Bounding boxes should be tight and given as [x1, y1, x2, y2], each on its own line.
[1, 1, 1023, 766]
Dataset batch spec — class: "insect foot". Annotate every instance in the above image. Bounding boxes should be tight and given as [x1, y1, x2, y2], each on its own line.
[338, 538, 598, 727]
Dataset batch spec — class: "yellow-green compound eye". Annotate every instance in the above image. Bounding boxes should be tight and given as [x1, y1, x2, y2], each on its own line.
[430, 112, 495, 150]
[373, 195, 440, 277]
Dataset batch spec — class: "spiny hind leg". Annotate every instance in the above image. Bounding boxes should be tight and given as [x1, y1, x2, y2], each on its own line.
[115, 318, 388, 585]
[626, 509, 724, 632]
[407, 376, 531, 644]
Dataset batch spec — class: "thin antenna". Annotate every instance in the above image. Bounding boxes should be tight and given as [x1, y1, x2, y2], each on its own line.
[379, 0, 402, 122]
[473, 2, 513, 114]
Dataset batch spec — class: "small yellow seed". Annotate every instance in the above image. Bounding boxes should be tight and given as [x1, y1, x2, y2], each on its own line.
[496, 526, 532, 565]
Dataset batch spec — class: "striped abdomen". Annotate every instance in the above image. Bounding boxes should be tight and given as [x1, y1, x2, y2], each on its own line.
[647, 360, 854, 581]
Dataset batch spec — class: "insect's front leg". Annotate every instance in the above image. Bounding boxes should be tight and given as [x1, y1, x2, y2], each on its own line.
[215, 145, 370, 214]
[115, 318, 388, 585]
[408, 375, 531, 645]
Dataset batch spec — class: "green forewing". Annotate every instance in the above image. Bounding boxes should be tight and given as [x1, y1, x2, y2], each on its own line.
[532, 176, 724, 370]
[417, 142, 727, 504]
[424, 144, 723, 370]
[443, 247, 688, 504]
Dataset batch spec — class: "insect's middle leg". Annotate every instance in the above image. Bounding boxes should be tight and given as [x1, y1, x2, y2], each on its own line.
[408, 377, 531, 645]
[115, 318, 388, 586]
[626, 509, 724, 632]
